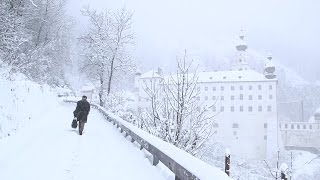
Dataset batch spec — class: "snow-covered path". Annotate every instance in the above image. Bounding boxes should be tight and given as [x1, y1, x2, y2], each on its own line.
[0, 102, 165, 180]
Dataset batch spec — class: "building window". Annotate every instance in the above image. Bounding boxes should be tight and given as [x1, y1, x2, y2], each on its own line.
[258, 95, 262, 100]
[213, 96, 216, 100]
[264, 123, 267, 128]
[205, 96, 208, 101]
[212, 106, 216, 112]
[205, 87, 208, 91]
[269, 95, 273, 99]
[264, 135, 267, 140]
[220, 96, 224, 100]
[231, 86, 235, 91]
[248, 106, 253, 112]
[221, 86, 224, 91]
[213, 87, 216, 91]
[291, 124, 294, 129]
[240, 94, 243, 100]
[220, 106, 224, 112]
[240, 106, 243, 112]
[249, 95, 253, 100]
[258, 85, 262, 90]
[267, 105, 272, 112]
[232, 123, 239, 128]
[231, 106, 235, 112]
[269, 85, 273, 90]
[297, 125, 300, 129]
[240, 85, 243, 90]
[231, 96, 234, 100]
[249, 85, 252, 90]
[259, 106, 262, 112]
[303, 125, 306, 129]
[285, 124, 288, 129]
[310, 125, 313, 129]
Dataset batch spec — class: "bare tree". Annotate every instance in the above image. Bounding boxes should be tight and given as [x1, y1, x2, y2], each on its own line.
[140, 51, 216, 155]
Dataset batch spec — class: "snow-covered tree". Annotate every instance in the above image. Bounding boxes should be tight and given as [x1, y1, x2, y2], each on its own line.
[140, 51, 216, 156]
[79, 6, 135, 106]
[0, 0, 72, 85]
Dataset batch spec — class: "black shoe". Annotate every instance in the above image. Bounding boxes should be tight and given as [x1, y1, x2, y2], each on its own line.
[79, 131, 82, 135]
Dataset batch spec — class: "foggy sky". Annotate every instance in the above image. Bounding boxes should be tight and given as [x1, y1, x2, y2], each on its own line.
[66, 0, 320, 82]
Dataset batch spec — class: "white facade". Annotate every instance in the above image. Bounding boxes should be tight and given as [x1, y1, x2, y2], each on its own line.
[134, 34, 279, 159]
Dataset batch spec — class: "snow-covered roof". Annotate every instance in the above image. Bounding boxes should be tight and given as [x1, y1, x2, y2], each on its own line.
[197, 69, 275, 83]
[140, 69, 276, 83]
[140, 70, 162, 79]
[80, 84, 95, 92]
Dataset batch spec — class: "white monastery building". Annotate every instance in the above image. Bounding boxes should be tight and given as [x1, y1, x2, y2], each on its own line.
[134, 32, 279, 159]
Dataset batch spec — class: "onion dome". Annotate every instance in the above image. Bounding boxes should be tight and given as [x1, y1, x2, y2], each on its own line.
[236, 32, 248, 51]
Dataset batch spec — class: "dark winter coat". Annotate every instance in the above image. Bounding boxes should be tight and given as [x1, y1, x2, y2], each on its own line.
[73, 100, 90, 123]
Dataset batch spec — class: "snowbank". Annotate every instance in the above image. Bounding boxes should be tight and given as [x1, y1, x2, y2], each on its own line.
[0, 69, 59, 138]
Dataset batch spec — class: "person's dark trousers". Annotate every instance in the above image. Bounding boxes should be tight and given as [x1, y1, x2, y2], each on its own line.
[79, 121, 85, 135]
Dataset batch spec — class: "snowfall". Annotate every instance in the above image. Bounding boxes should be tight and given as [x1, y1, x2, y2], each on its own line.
[0, 72, 230, 179]
[0, 71, 319, 180]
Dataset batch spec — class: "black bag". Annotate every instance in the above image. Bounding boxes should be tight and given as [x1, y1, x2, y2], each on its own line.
[71, 119, 78, 128]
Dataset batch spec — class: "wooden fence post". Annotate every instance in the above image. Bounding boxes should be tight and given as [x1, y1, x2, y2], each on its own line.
[225, 148, 231, 176]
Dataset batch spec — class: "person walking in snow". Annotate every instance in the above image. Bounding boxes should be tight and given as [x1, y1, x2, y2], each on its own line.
[73, 95, 90, 135]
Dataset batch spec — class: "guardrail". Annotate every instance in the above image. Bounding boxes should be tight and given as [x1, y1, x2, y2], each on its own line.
[64, 100, 230, 180]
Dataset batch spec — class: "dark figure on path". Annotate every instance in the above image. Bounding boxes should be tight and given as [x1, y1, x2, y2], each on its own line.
[73, 96, 90, 135]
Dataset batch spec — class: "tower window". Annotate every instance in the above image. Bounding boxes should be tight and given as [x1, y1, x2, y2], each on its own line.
[269, 85, 273, 90]
[232, 123, 239, 128]
[303, 125, 306, 129]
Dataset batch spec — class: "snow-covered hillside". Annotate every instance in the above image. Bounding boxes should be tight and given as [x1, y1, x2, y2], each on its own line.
[0, 67, 58, 139]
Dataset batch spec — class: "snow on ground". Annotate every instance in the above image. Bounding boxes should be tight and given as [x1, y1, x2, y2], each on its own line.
[0, 70, 55, 139]
[0, 102, 166, 180]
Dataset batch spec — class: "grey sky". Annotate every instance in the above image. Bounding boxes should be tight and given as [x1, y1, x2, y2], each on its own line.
[66, 0, 320, 81]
